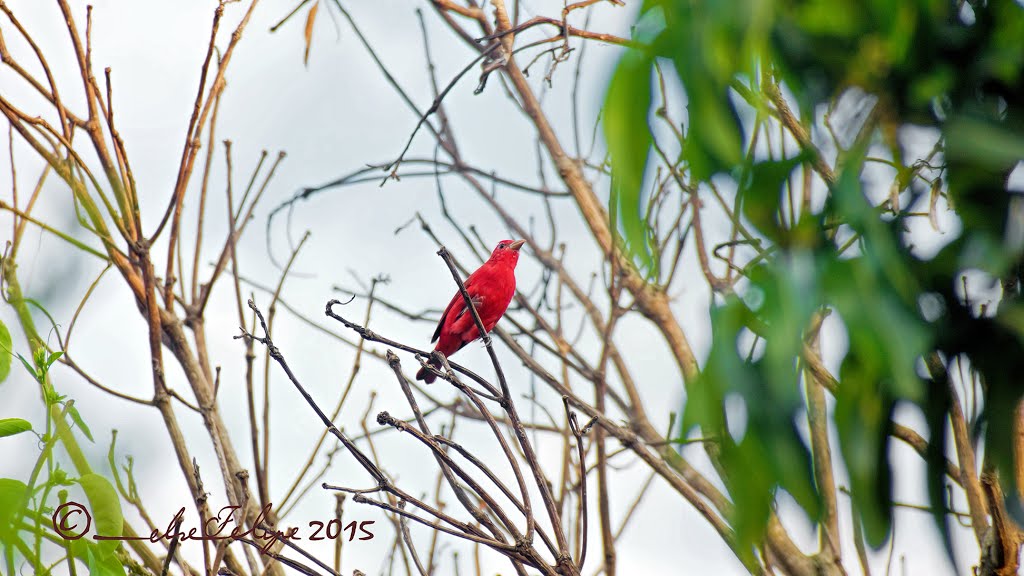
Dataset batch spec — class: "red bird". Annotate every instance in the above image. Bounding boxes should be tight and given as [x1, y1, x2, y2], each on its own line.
[416, 239, 525, 383]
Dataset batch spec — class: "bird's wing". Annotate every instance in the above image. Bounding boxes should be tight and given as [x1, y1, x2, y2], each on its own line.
[430, 274, 481, 344]
[453, 295, 484, 323]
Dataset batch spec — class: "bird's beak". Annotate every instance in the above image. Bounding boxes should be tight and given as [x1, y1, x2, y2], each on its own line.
[510, 239, 526, 251]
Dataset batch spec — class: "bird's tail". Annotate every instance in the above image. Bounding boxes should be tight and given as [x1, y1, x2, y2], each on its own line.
[416, 358, 440, 384]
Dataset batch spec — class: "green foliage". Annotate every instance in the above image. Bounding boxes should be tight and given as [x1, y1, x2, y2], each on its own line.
[0, 319, 11, 384]
[0, 412, 125, 574]
[68, 403, 95, 444]
[15, 343, 64, 391]
[0, 479, 29, 546]
[0, 305, 127, 574]
[603, 10, 659, 275]
[78, 474, 123, 556]
[66, 538, 127, 576]
[0, 418, 32, 438]
[607, 0, 1024, 561]
[685, 296, 821, 552]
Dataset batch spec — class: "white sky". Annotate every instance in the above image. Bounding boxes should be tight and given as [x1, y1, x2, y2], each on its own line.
[0, 1, 981, 575]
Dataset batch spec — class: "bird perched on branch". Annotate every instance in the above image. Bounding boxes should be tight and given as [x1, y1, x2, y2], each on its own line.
[416, 239, 525, 383]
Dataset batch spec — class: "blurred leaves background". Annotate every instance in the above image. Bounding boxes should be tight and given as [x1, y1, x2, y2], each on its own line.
[605, 0, 1024, 566]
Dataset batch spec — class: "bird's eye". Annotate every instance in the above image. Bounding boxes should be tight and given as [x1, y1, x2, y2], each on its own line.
[499, 243, 507, 249]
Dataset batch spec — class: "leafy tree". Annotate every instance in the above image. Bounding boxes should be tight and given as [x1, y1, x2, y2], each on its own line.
[606, 0, 1024, 573]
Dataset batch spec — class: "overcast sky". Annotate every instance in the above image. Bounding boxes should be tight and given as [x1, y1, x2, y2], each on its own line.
[0, 1, 982, 575]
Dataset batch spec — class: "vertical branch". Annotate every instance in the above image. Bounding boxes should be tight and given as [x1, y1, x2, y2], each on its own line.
[398, 500, 430, 576]
[1016, 399, 1024, 499]
[158, 0, 260, 307]
[593, 347, 617, 574]
[260, 230, 312, 505]
[334, 493, 346, 573]
[927, 353, 989, 544]
[356, 393, 415, 576]
[427, 411, 457, 574]
[563, 396, 595, 573]
[803, 313, 840, 561]
[134, 236, 226, 574]
[851, 502, 873, 576]
[55, 1, 135, 241]
[979, 469, 1023, 576]
[102, 67, 140, 239]
[224, 139, 267, 510]
[198, 150, 285, 315]
[190, 84, 225, 302]
[554, 246, 574, 517]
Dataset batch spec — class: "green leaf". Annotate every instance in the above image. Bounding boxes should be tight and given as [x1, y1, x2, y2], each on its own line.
[604, 44, 658, 276]
[78, 474, 123, 556]
[69, 538, 126, 576]
[722, 432, 774, 556]
[0, 418, 32, 438]
[824, 258, 927, 401]
[943, 115, 1019, 260]
[749, 253, 820, 401]
[945, 116, 1024, 170]
[680, 81, 743, 180]
[0, 319, 11, 384]
[834, 344, 894, 548]
[739, 154, 808, 243]
[685, 295, 821, 555]
[746, 381, 821, 518]
[683, 298, 751, 435]
[0, 478, 28, 545]
[85, 541, 127, 576]
[923, 374, 956, 565]
[66, 402, 94, 443]
[661, 0, 746, 180]
[16, 352, 38, 382]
